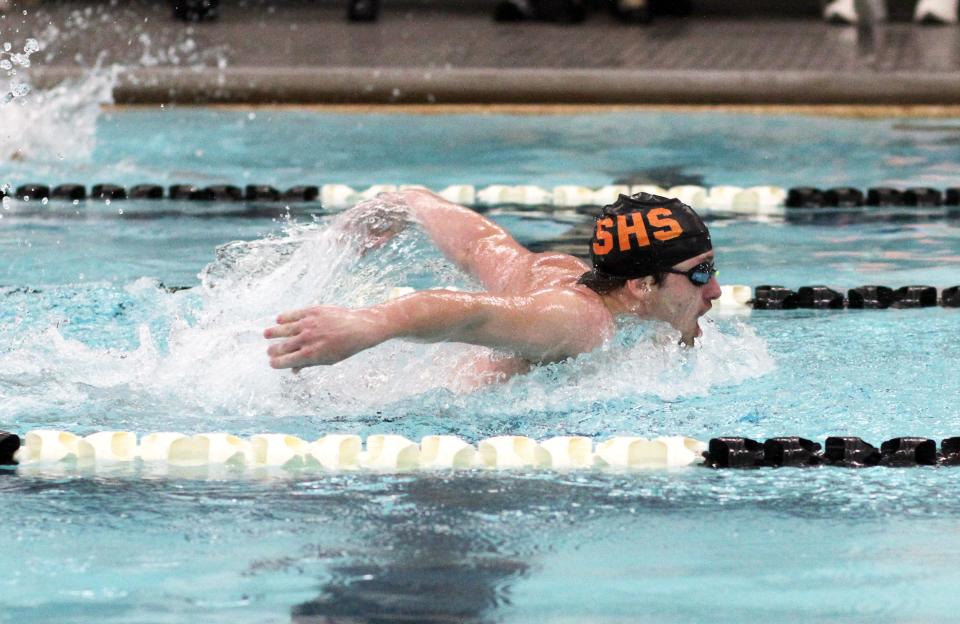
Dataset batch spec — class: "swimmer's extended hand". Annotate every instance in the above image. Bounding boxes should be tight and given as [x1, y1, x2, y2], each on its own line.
[265, 289, 609, 372]
[264, 306, 387, 372]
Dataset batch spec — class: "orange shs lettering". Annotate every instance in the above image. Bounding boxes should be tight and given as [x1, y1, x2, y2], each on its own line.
[593, 217, 614, 255]
[647, 208, 684, 241]
[617, 213, 651, 251]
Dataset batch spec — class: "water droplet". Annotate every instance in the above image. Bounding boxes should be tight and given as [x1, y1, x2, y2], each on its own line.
[2, 43, 11, 52]
[23, 39, 38, 53]
[247, 112, 256, 121]
[117, 208, 124, 215]
[72, 199, 79, 206]
[0, 60, 11, 71]
[41, 197, 48, 205]
[105, 198, 111, 206]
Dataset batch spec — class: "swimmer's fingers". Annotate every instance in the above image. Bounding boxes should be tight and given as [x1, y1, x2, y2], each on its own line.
[269, 351, 309, 370]
[275, 308, 311, 324]
[267, 337, 303, 358]
[264, 321, 302, 339]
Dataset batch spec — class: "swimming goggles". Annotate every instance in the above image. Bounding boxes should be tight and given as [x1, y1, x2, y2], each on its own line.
[662, 261, 718, 287]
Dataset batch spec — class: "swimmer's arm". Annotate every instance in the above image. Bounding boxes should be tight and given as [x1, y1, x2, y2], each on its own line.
[265, 289, 606, 371]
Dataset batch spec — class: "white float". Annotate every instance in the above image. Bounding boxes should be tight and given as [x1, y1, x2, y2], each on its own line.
[437, 185, 476, 205]
[655, 436, 708, 466]
[83, 431, 137, 462]
[714, 284, 753, 310]
[552, 185, 595, 207]
[477, 185, 550, 206]
[249, 434, 309, 467]
[539, 436, 594, 468]
[363, 434, 420, 470]
[320, 184, 356, 209]
[14, 430, 90, 463]
[310, 434, 362, 470]
[420, 435, 477, 469]
[631, 185, 667, 197]
[668, 185, 709, 210]
[592, 185, 631, 206]
[139, 432, 187, 462]
[477, 435, 550, 468]
[707, 186, 744, 211]
[358, 185, 398, 201]
[168, 433, 250, 465]
[10, 430, 710, 473]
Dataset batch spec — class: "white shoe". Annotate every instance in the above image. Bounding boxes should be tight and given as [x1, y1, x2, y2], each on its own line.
[915, 0, 958, 23]
[824, 0, 859, 24]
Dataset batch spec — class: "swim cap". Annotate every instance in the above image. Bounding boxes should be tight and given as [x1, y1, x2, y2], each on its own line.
[587, 193, 712, 279]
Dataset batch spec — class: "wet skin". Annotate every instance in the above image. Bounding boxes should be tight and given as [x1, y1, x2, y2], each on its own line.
[265, 190, 722, 378]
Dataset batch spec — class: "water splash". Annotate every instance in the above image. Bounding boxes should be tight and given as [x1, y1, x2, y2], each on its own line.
[0, 5, 229, 169]
[0, 204, 774, 435]
[0, 37, 38, 104]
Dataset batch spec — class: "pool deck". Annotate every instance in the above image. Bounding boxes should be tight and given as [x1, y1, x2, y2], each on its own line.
[11, 0, 960, 104]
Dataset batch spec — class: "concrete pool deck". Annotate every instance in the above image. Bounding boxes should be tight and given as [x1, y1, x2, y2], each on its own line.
[9, 0, 960, 104]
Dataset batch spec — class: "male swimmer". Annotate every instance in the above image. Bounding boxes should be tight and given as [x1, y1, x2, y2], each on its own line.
[264, 189, 721, 381]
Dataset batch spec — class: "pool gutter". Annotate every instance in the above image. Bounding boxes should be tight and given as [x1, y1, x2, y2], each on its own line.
[32, 66, 960, 105]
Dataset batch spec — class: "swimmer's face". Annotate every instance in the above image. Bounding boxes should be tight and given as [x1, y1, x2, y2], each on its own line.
[646, 251, 721, 345]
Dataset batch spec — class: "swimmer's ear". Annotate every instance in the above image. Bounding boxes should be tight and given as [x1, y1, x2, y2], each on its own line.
[625, 276, 657, 297]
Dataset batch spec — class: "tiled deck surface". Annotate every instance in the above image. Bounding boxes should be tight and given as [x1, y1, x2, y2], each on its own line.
[7, 0, 960, 103]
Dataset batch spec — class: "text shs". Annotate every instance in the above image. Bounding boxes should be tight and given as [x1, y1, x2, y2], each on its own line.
[592, 208, 684, 255]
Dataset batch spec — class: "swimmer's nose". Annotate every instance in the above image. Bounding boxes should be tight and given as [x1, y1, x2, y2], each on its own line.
[703, 276, 722, 301]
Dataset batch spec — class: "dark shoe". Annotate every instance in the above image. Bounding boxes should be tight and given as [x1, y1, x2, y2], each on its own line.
[538, 0, 587, 23]
[172, 0, 219, 22]
[612, 0, 651, 23]
[494, 0, 535, 21]
[348, 0, 380, 21]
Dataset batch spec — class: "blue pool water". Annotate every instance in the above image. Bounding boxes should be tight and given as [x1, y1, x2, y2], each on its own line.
[1, 108, 960, 623]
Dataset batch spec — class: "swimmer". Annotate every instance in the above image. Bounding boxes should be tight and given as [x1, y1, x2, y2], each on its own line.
[264, 189, 721, 381]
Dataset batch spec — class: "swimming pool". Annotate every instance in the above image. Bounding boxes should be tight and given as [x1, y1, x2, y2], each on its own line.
[2, 108, 959, 622]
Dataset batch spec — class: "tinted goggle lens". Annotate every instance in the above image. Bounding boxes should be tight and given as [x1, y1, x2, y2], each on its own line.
[688, 262, 717, 285]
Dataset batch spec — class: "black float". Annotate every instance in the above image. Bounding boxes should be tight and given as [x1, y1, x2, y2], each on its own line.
[866, 187, 903, 206]
[91, 184, 127, 200]
[169, 184, 200, 200]
[823, 437, 881, 466]
[786, 187, 824, 208]
[52, 184, 87, 200]
[904, 187, 943, 207]
[796, 285, 844, 309]
[946, 188, 960, 206]
[192, 185, 244, 201]
[751, 285, 799, 309]
[824, 187, 865, 207]
[879, 437, 938, 466]
[15, 184, 50, 200]
[942, 286, 960, 307]
[129, 184, 165, 199]
[940, 438, 960, 464]
[893, 285, 938, 308]
[703, 437, 765, 468]
[283, 185, 320, 202]
[245, 185, 280, 201]
[847, 285, 895, 309]
[0, 431, 20, 465]
[762, 437, 822, 467]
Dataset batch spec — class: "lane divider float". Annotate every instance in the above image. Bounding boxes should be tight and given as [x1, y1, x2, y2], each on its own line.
[6, 431, 960, 472]
[5, 430, 706, 471]
[6, 183, 960, 214]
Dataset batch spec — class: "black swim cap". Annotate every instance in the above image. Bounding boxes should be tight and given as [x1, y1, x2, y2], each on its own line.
[587, 193, 712, 279]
